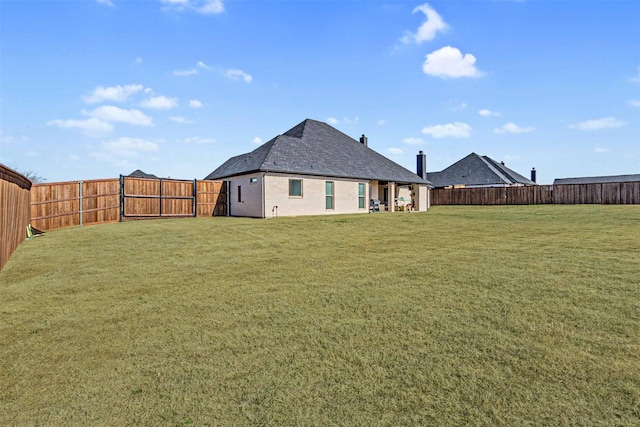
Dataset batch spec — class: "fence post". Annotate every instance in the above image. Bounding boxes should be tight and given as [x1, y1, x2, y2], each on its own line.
[193, 179, 197, 217]
[79, 180, 83, 227]
[119, 175, 124, 222]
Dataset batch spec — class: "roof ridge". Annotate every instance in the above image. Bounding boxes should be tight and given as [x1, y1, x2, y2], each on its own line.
[480, 156, 516, 184]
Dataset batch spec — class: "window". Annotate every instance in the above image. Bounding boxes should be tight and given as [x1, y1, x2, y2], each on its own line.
[249, 177, 257, 184]
[325, 181, 334, 210]
[289, 179, 302, 197]
[358, 183, 366, 209]
[237, 185, 242, 203]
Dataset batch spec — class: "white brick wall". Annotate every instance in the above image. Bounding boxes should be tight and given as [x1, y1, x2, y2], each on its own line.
[225, 172, 429, 217]
[227, 173, 264, 218]
[264, 173, 369, 217]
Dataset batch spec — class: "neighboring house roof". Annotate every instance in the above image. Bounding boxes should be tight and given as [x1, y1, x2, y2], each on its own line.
[128, 169, 158, 179]
[553, 174, 640, 185]
[427, 153, 536, 188]
[205, 119, 430, 185]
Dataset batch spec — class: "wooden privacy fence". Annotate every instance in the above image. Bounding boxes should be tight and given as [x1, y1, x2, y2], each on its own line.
[121, 176, 227, 219]
[31, 177, 227, 231]
[431, 182, 640, 205]
[1, 164, 32, 270]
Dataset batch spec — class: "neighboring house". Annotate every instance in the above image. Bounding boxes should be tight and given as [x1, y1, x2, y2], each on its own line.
[128, 169, 158, 179]
[205, 119, 431, 218]
[554, 174, 640, 185]
[427, 152, 536, 189]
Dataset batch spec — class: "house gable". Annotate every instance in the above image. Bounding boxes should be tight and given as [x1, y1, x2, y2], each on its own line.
[427, 153, 535, 188]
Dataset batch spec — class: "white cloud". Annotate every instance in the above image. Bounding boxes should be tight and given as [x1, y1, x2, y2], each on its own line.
[595, 147, 610, 153]
[400, 3, 448, 44]
[326, 116, 358, 126]
[0, 130, 27, 145]
[183, 137, 216, 144]
[493, 122, 535, 134]
[252, 137, 262, 144]
[226, 69, 252, 82]
[161, 0, 224, 15]
[0, 130, 13, 145]
[423, 46, 483, 79]
[85, 106, 153, 126]
[402, 137, 426, 145]
[444, 99, 467, 111]
[83, 84, 144, 104]
[169, 116, 193, 124]
[189, 99, 204, 108]
[569, 117, 626, 131]
[141, 96, 178, 109]
[102, 137, 159, 158]
[630, 66, 640, 83]
[422, 122, 471, 138]
[134, 57, 143, 65]
[174, 68, 198, 76]
[388, 147, 404, 154]
[197, 61, 211, 70]
[478, 109, 500, 117]
[47, 118, 113, 136]
[97, 0, 114, 7]
[377, 119, 386, 126]
[627, 100, 640, 107]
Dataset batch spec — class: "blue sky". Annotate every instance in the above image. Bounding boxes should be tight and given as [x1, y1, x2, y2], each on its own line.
[1, 0, 638, 185]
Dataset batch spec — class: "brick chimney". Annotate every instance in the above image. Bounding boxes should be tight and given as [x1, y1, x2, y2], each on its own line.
[359, 135, 368, 147]
[417, 150, 427, 180]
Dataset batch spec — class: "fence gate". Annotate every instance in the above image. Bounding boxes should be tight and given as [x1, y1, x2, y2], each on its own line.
[119, 175, 197, 221]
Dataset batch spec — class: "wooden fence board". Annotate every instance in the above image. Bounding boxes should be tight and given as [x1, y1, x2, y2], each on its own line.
[432, 182, 638, 206]
[30, 179, 120, 230]
[29, 177, 227, 231]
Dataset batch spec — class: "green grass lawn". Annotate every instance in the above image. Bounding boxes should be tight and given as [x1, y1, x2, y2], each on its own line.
[1, 205, 639, 425]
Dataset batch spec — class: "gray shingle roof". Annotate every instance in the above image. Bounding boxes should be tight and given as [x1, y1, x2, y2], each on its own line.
[205, 119, 429, 185]
[554, 174, 640, 185]
[128, 169, 158, 179]
[427, 153, 535, 188]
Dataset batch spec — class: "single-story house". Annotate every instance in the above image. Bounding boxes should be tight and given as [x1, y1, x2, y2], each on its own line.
[427, 152, 536, 189]
[553, 174, 640, 185]
[205, 119, 431, 218]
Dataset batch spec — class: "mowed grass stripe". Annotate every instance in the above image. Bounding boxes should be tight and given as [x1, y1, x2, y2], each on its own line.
[1, 205, 639, 425]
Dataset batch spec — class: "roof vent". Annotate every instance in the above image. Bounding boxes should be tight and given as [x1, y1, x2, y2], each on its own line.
[360, 135, 368, 147]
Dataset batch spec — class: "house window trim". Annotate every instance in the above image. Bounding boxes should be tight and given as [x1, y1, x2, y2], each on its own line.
[289, 179, 303, 198]
[249, 177, 258, 184]
[326, 181, 334, 210]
